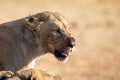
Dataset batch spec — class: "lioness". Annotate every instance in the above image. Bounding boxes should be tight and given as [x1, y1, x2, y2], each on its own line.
[0, 11, 75, 72]
[0, 69, 62, 80]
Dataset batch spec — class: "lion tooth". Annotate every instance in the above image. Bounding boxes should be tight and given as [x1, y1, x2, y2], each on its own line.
[64, 54, 68, 57]
[70, 46, 75, 52]
[70, 48, 72, 52]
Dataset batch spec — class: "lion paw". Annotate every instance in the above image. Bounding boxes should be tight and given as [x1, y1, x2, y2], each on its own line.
[30, 69, 62, 80]
[0, 69, 62, 80]
[0, 71, 14, 80]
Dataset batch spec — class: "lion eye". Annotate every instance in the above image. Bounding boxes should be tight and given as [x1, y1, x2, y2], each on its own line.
[56, 29, 65, 34]
[61, 30, 65, 34]
[53, 28, 65, 34]
[56, 29, 61, 33]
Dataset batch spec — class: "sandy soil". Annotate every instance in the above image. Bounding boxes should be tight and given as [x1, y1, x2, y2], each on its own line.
[0, 0, 120, 80]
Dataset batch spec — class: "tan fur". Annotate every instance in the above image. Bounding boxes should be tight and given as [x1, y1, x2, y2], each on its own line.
[0, 69, 62, 80]
[0, 71, 13, 79]
[31, 69, 61, 80]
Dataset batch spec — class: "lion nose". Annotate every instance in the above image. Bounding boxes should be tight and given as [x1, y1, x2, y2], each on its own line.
[67, 37, 75, 48]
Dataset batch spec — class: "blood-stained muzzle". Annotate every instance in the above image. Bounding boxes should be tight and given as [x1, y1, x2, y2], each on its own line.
[67, 37, 75, 48]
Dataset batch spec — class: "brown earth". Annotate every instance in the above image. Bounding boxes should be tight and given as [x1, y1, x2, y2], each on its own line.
[0, 0, 120, 80]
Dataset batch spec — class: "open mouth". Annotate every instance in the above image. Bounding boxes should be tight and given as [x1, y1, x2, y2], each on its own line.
[54, 50, 69, 61]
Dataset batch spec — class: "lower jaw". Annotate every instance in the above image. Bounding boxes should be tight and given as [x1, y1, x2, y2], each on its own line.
[57, 57, 69, 62]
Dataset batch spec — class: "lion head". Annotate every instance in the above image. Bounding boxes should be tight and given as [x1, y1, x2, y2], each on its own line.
[25, 11, 75, 62]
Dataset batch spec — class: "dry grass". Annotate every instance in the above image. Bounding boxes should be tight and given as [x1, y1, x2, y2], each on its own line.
[0, 0, 120, 80]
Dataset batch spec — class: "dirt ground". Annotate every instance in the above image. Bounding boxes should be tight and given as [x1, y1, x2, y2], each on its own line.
[0, 0, 120, 80]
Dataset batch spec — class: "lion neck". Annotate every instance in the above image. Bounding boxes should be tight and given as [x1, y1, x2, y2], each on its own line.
[22, 25, 48, 62]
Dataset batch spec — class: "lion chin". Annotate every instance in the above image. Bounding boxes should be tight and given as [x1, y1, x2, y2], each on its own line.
[54, 50, 69, 62]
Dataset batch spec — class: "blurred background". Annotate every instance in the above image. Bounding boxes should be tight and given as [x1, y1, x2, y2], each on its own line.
[0, 0, 120, 80]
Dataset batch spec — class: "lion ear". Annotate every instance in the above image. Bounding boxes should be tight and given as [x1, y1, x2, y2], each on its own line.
[25, 11, 51, 32]
[25, 17, 42, 32]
